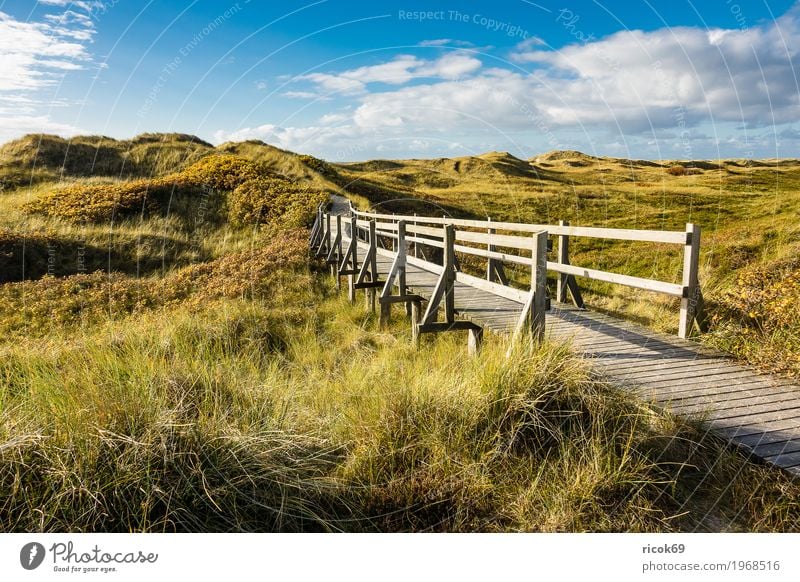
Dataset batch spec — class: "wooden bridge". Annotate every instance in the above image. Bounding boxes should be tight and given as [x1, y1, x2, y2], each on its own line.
[309, 201, 800, 477]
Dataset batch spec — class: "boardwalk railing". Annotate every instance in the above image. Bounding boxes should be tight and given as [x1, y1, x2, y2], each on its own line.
[309, 203, 704, 347]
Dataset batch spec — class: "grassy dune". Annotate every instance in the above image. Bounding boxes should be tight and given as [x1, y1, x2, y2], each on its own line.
[3, 273, 799, 532]
[335, 150, 800, 377]
[1, 134, 798, 532]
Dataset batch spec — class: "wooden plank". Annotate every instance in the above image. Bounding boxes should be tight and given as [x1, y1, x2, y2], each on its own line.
[455, 230, 537, 251]
[668, 390, 800, 414]
[751, 439, 800, 458]
[546, 261, 684, 297]
[768, 450, 800, 467]
[679, 224, 701, 339]
[354, 209, 687, 244]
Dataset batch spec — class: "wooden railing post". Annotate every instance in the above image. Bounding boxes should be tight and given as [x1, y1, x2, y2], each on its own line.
[556, 220, 569, 303]
[309, 206, 322, 246]
[366, 220, 377, 313]
[419, 224, 455, 327]
[555, 220, 585, 308]
[331, 214, 343, 288]
[380, 220, 408, 327]
[314, 212, 329, 257]
[413, 213, 418, 258]
[486, 217, 509, 285]
[513, 230, 548, 342]
[679, 223, 701, 339]
[531, 230, 547, 339]
[443, 224, 455, 323]
[324, 212, 332, 255]
[348, 215, 358, 303]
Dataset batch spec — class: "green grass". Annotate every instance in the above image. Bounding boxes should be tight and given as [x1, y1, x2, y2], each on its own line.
[335, 151, 800, 376]
[1, 136, 799, 533]
[3, 271, 799, 532]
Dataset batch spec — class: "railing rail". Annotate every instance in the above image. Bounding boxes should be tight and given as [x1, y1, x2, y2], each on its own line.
[311, 203, 703, 342]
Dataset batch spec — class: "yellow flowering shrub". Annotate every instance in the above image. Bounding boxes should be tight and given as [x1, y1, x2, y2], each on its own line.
[24, 154, 325, 226]
[709, 263, 800, 377]
[228, 177, 328, 227]
[23, 178, 173, 222]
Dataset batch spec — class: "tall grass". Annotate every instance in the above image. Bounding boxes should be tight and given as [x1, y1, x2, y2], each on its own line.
[2, 270, 798, 532]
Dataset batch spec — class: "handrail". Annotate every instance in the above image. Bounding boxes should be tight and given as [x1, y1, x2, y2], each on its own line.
[352, 208, 688, 245]
[322, 205, 703, 339]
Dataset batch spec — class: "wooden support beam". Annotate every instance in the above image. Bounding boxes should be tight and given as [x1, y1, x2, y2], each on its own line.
[380, 294, 425, 304]
[486, 218, 510, 285]
[354, 281, 385, 289]
[355, 220, 380, 313]
[420, 224, 456, 326]
[417, 321, 482, 334]
[379, 221, 408, 328]
[315, 212, 331, 257]
[338, 216, 359, 302]
[309, 207, 322, 247]
[555, 220, 585, 308]
[327, 214, 343, 288]
[679, 223, 702, 339]
[513, 230, 548, 342]
[468, 327, 484, 356]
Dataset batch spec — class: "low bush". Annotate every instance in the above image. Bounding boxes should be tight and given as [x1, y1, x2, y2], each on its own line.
[708, 262, 800, 377]
[23, 154, 325, 226]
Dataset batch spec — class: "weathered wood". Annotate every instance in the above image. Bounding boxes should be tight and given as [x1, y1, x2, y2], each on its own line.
[468, 326, 484, 356]
[546, 261, 684, 297]
[354, 208, 688, 244]
[679, 223, 702, 338]
[513, 230, 548, 342]
[486, 219, 510, 285]
[555, 220, 585, 308]
[417, 321, 482, 333]
[420, 225, 456, 326]
[320, 205, 800, 477]
[379, 221, 408, 327]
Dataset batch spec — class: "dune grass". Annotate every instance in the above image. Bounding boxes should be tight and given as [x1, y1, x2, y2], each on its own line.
[335, 152, 800, 377]
[2, 265, 799, 532]
[2, 136, 799, 533]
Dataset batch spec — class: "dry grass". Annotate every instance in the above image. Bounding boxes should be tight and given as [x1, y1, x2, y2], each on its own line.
[2, 138, 799, 533]
[2, 266, 798, 532]
[334, 151, 800, 376]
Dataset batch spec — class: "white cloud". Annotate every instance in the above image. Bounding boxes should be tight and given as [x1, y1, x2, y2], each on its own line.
[418, 39, 476, 48]
[510, 6, 800, 129]
[220, 5, 800, 160]
[0, 5, 97, 143]
[0, 11, 93, 92]
[292, 53, 482, 97]
[0, 114, 81, 143]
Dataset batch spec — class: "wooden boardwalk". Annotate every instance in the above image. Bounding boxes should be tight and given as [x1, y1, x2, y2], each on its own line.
[315, 206, 800, 477]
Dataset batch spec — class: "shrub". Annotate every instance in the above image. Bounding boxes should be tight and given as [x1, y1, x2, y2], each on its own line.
[708, 263, 800, 376]
[228, 177, 327, 227]
[23, 178, 176, 222]
[666, 165, 687, 176]
[23, 154, 325, 226]
[176, 154, 265, 191]
[0, 229, 311, 338]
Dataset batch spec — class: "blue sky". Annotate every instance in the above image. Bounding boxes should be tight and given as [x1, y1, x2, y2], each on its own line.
[1, 0, 798, 160]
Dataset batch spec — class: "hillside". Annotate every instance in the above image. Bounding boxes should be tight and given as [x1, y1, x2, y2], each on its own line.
[1, 136, 799, 533]
[336, 149, 800, 378]
[0, 133, 339, 193]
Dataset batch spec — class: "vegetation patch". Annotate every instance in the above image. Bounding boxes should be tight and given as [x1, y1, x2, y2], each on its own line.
[23, 154, 326, 225]
[709, 262, 800, 377]
[0, 229, 310, 339]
